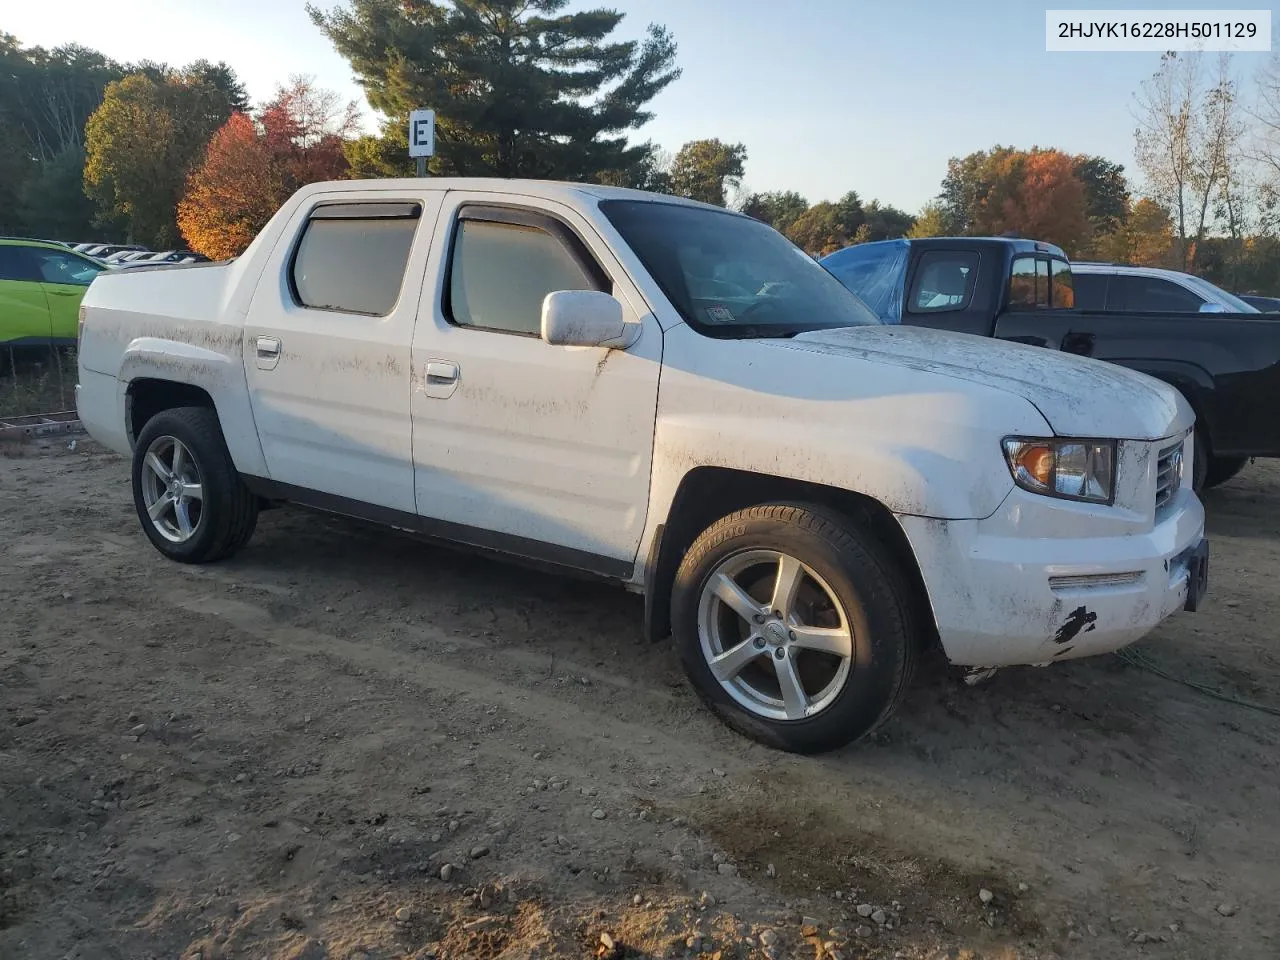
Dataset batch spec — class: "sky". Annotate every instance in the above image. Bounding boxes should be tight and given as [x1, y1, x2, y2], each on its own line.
[7, 0, 1279, 213]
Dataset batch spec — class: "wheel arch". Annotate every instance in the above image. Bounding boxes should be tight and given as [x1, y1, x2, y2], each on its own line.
[117, 337, 267, 476]
[642, 465, 939, 650]
[126, 378, 215, 446]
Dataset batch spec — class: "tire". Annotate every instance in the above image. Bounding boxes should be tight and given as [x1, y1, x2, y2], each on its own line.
[1203, 455, 1249, 490]
[670, 502, 919, 754]
[1191, 428, 1208, 494]
[131, 406, 258, 563]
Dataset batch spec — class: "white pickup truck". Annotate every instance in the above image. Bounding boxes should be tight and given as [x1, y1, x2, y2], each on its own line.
[75, 178, 1209, 753]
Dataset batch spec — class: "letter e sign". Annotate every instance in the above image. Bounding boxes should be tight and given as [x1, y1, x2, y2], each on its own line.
[409, 109, 435, 158]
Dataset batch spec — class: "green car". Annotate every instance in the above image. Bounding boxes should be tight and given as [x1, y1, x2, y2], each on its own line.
[0, 238, 110, 347]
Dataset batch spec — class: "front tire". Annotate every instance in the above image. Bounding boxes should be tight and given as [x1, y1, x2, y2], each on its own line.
[1192, 427, 1208, 494]
[131, 406, 258, 563]
[1203, 455, 1248, 490]
[671, 502, 918, 754]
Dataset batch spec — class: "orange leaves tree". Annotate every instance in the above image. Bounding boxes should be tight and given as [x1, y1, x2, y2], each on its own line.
[1011, 149, 1091, 255]
[176, 113, 280, 260]
[936, 145, 1126, 257]
[178, 76, 358, 259]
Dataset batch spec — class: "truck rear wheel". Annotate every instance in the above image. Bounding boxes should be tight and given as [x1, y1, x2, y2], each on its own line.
[670, 502, 918, 754]
[131, 406, 258, 563]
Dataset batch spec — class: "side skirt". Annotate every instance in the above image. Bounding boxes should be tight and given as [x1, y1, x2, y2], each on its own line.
[241, 476, 637, 584]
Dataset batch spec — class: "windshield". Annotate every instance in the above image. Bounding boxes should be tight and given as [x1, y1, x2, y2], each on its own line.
[598, 199, 882, 337]
[1179, 274, 1260, 313]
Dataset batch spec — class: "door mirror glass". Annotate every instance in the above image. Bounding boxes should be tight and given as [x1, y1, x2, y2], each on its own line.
[1198, 301, 1227, 314]
[541, 290, 628, 347]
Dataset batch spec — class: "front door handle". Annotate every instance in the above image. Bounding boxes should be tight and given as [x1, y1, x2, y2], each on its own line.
[255, 335, 281, 370]
[422, 359, 460, 399]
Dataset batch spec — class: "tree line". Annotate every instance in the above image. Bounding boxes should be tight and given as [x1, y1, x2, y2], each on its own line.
[3, 4, 1280, 295]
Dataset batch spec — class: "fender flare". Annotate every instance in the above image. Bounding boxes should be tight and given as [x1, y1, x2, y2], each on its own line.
[117, 337, 268, 477]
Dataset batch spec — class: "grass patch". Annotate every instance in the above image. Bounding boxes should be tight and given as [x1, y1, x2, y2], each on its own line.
[0, 345, 78, 418]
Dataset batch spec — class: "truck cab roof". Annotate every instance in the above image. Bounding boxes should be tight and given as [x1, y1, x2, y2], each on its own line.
[289, 176, 735, 214]
[842, 236, 1067, 259]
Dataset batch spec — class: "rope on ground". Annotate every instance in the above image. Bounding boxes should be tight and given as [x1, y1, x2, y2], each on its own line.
[1115, 647, 1280, 718]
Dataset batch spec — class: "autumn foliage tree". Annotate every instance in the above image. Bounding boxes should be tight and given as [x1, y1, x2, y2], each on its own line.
[1013, 149, 1091, 254]
[176, 113, 281, 259]
[178, 76, 357, 259]
[85, 68, 243, 246]
[935, 145, 1114, 256]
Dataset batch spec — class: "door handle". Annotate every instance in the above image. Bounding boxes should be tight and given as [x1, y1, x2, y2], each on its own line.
[255, 336, 281, 370]
[426, 360, 458, 384]
[1061, 331, 1095, 355]
[422, 359, 460, 399]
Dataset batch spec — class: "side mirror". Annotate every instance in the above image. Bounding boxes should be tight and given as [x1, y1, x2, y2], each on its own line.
[541, 290, 633, 348]
[1198, 302, 1227, 313]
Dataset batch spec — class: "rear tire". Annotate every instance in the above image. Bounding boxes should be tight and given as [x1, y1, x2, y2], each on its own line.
[671, 502, 919, 754]
[131, 406, 258, 563]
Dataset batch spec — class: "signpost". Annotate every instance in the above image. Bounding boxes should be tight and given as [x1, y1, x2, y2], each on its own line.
[409, 108, 435, 177]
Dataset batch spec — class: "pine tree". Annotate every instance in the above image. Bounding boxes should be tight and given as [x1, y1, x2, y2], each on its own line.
[308, 0, 680, 183]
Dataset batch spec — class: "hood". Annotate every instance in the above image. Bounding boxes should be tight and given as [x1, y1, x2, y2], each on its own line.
[780, 324, 1191, 441]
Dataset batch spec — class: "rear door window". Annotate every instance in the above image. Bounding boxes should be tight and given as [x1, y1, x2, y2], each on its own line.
[291, 201, 422, 316]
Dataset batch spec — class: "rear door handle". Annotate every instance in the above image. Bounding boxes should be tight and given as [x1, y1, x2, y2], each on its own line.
[255, 335, 281, 370]
[426, 360, 459, 383]
[423, 359, 459, 399]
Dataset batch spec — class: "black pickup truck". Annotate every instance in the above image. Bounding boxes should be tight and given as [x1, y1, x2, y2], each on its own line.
[820, 237, 1280, 491]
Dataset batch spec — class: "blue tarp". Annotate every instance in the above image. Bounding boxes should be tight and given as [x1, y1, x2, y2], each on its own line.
[820, 240, 910, 322]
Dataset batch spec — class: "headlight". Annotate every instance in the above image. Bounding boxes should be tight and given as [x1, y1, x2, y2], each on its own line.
[1002, 437, 1116, 504]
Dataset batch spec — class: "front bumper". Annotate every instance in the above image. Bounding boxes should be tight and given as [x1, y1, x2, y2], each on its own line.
[897, 485, 1207, 667]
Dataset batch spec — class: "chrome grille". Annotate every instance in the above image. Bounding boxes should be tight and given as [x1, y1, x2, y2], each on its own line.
[1155, 439, 1184, 511]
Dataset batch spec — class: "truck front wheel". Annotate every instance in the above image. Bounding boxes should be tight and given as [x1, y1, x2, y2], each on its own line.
[670, 502, 918, 754]
[130, 406, 258, 563]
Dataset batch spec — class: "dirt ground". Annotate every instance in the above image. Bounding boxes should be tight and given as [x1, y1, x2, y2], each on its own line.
[2, 439, 1278, 960]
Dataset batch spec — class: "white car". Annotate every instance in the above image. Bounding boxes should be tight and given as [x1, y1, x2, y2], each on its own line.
[74, 178, 1209, 753]
[1072, 262, 1261, 314]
